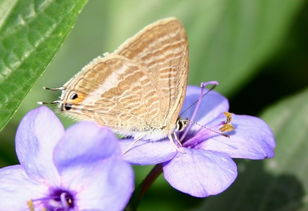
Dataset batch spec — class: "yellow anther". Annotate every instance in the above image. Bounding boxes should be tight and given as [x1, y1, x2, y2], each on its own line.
[223, 112, 232, 124]
[219, 112, 234, 133]
[27, 200, 35, 211]
[219, 123, 234, 132]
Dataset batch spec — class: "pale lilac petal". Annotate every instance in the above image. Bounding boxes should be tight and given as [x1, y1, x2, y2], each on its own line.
[0, 165, 48, 210]
[163, 149, 237, 197]
[181, 86, 229, 131]
[54, 122, 120, 173]
[62, 157, 134, 211]
[15, 106, 63, 184]
[200, 114, 275, 159]
[54, 122, 134, 210]
[119, 138, 177, 165]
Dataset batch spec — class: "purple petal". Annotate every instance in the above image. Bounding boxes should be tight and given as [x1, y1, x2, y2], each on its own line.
[119, 138, 177, 165]
[181, 86, 229, 131]
[0, 165, 47, 209]
[61, 157, 134, 211]
[15, 106, 63, 184]
[163, 149, 237, 197]
[54, 122, 120, 173]
[54, 122, 134, 210]
[199, 114, 275, 159]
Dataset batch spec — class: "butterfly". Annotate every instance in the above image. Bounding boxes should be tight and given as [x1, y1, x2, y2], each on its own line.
[42, 17, 189, 145]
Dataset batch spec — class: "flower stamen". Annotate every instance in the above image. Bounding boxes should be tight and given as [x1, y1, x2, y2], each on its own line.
[219, 112, 234, 133]
[60, 192, 73, 208]
[27, 200, 35, 211]
[27, 188, 75, 210]
[180, 81, 219, 142]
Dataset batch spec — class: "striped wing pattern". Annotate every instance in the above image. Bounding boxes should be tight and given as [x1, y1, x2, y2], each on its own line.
[62, 55, 160, 132]
[61, 17, 189, 135]
[115, 17, 189, 132]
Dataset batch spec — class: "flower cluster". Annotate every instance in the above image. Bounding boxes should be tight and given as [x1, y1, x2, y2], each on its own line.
[0, 85, 275, 209]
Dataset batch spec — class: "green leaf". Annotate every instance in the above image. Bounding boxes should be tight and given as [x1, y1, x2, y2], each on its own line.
[103, 0, 303, 95]
[194, 88, 308, 211]
[0, 0, 88, 131]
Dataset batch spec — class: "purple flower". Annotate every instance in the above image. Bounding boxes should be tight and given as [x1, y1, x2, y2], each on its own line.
[120, 85, 275, 197]
[0, 106, 134, 210]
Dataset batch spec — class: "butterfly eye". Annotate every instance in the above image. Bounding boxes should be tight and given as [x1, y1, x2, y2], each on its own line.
[70, 93, 78, 100]
[64, 103, 72, 111]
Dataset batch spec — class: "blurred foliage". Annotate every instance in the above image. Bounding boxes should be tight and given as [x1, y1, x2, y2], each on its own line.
[0, 0, 307, 210]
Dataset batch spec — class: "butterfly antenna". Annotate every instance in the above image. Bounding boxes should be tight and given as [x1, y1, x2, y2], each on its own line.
[43, 86, 65, 91]
[37, 100, 61, 105]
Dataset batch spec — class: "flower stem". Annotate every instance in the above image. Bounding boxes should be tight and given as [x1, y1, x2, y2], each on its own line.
[126, 164, 163, 211]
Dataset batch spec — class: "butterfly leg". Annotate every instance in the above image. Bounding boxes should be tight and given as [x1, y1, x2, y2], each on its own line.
[122, 134, 144, 155]
[168, 133, 185, 153]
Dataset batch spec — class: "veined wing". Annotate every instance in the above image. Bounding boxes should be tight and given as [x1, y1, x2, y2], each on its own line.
[61, 54, 161, 132]
[115, 17, 189, 131]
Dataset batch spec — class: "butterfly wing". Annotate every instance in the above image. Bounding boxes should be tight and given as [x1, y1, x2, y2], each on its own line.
[61, 54, 162, 133]
[115, 17, 189, 132]
[61, 17, 188, 136]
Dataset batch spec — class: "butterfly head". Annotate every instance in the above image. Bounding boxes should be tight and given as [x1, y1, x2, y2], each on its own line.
[59, 90, 86, 112]
[38, 86, 86, 113]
